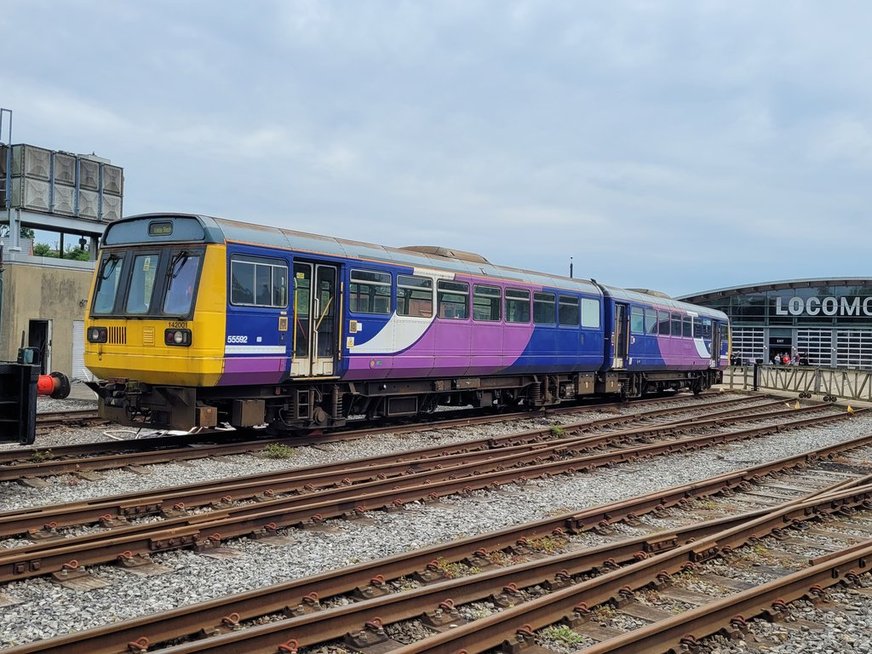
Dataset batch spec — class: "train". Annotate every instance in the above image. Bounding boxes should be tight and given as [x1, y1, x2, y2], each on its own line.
[83, 213, 730, 432]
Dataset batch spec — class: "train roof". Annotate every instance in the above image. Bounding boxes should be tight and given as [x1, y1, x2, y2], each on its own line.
[601, 285, 728, 319]
[102, 213, 726, 317]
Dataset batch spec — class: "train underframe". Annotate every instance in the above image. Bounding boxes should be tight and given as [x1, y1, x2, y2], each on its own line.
[89, 367, 723, 433]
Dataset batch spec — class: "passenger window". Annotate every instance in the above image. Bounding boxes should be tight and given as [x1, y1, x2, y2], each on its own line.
[581, 298, 600, 328]
[558, 296, 579, 326]
[255, 265, 271, 305]
[126, 254, 160, 314]
[397, 275, 433, 317]
[700, 317, 712, 339]
[671, 313, 682, 337]
[683, 317, 693, 337]
[273, 267, 288, 307]
[473, 285, 501, 321]
[533, 292, 556, 324]
[505, 288, 531, 323]
[437, 280, 469, 319]
[658, 310, 671, 336]
[645, 308, 657, 335]
[631, 307, 645, 334]
[349, 269, 391, 314]
[231, 257, 289, 308]
[231, 261, 255, 304]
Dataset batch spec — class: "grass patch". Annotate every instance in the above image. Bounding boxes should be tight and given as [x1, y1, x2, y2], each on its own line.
[542, 624, 586, 645]
[30, 449, 52, 463]
[432, 558, 478, 578]
[262, 443, 297, 459]
[526, 535, 566, 554]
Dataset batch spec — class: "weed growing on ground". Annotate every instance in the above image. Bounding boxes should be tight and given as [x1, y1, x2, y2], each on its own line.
[541, 624, 586, 645]
[30, 449, 52, 463]
[262, 443, 297, 459]
[432, 558, 478, 578]
[526, 535, 566, 554]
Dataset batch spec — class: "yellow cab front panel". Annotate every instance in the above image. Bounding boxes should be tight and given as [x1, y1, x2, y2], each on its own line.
[84, 243, 226, 388]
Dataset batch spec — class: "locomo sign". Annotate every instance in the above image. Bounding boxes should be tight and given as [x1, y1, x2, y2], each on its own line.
[775, 296, 872, 317]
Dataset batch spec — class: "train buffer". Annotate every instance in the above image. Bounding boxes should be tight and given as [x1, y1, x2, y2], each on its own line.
[0, 346, 70, 445]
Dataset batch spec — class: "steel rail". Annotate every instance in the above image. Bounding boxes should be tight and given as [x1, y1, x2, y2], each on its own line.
[8, 449, 871, 654]
[0, 398, 816, 538]
[577, 542, 872, 654]
[0, 393, 755, 478]
[78, 482, 872, 654]
[0, 408, 858, 582]
[0, 405, 844, 551]
[390, 486, 872, 654]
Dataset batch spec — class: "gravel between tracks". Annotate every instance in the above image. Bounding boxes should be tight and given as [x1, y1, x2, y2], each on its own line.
[1, 397, 870, 648]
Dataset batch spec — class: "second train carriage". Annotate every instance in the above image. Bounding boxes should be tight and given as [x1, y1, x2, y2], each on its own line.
[84, 214, 729, 431]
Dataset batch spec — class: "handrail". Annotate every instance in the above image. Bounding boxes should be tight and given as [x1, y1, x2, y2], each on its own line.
[723, 364, 872, 403]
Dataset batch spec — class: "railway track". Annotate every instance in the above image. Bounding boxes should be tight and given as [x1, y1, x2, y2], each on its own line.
[34, 409, 103, 432]
[396, 484, 872, 654]
[1, 393, 757, 481]
[7, 428, 872, 654]
[0, 396, 830, 538]
[0, 400, 857, 584]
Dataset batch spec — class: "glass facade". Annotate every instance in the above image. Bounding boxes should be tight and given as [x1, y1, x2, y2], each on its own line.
[680, 280, 872, 369]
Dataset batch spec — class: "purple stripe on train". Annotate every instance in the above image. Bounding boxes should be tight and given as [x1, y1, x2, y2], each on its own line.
[220, 356, 285, 385]
[345, 318, 535, 380]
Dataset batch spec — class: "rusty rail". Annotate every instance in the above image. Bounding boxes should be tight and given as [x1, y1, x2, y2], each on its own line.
[0, 407, 858, 583]
[0, 397, 795, 537]
[392, 486, 872, 654]
[0, 393, 753, 478]
[4, 434, 872, 653]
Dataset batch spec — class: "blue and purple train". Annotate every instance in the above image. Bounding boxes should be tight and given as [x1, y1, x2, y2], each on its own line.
[83, 213, 730, 431]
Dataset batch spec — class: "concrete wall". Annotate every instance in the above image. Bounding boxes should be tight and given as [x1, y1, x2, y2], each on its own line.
[0, 254, 95, 376]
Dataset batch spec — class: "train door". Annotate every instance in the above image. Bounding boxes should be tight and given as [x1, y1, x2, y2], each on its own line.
[613, 303, 629, 369]
[711, 321, 723, 367]
[291, 262, 338, 377]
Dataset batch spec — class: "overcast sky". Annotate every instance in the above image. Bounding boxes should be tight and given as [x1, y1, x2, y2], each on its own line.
[2, 1, 870, 296]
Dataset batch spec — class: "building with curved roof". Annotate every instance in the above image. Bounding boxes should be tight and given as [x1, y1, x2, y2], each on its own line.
[678, 278, 872, 369]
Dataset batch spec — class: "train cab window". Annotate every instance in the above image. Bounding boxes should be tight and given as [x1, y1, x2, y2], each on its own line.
[671, 313, 682, 337]
[558, 296, 579, 326]
[645, 308, 657, 335]
[683, 317, 693, 337]
[505, 288, 531, 323]
[349, 269, 391, 314]
[581, 298, 600, 328]
[473, 285, 501, 321]
[92, 253, 123, 314]
[437, 280, 469, 319]
[657, 310, 671, 336]
[231, 257, 289, 308]
[630, 306, 645, 334]
[163, 252, 202, 315]
[397, 275, 433, 317]
[125, 254, 160, 314]
[533, 292, 556, 324]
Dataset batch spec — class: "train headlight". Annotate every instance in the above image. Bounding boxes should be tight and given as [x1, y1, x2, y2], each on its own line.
[164, 328, 192, 347]
[87, 327, 108, 343]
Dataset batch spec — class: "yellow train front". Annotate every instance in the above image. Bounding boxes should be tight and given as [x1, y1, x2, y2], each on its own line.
[85, 215, 231, 429]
